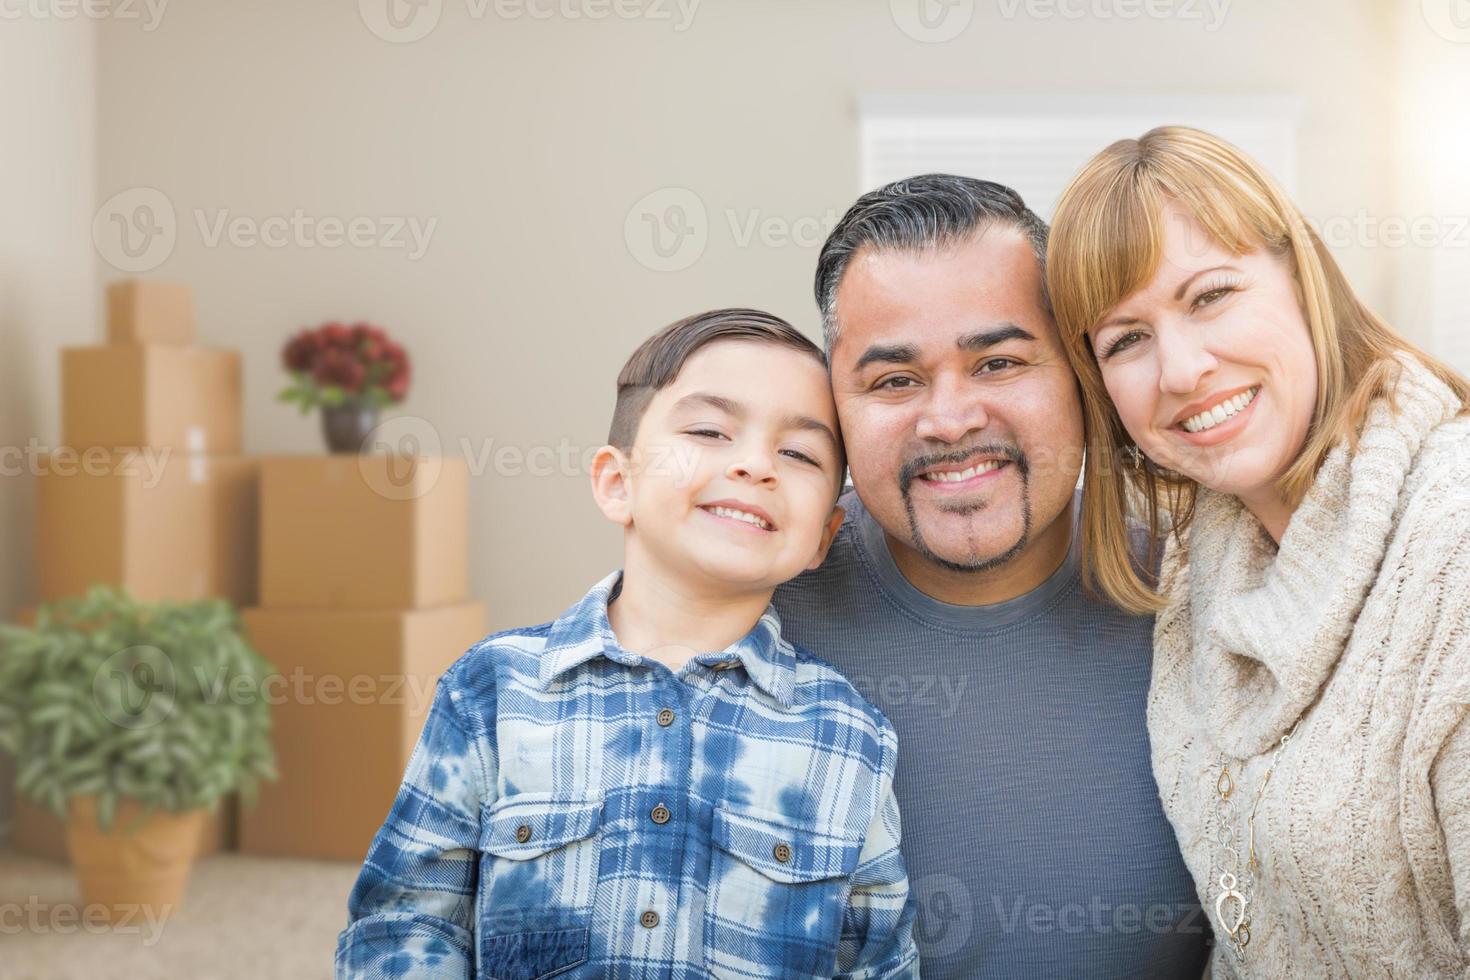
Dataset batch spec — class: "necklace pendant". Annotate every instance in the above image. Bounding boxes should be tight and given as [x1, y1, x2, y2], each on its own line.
[1217, 765, 1234, 800]
[1215, 873, 1248, 940]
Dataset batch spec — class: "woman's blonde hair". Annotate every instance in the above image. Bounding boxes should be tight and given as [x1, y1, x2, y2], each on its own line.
[1047, 125, 1470, 615]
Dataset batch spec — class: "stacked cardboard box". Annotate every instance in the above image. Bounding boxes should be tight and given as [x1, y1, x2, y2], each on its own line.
[240, 454, 484, 861]
[37, 452, 258, 606]
[45, 279, 253, 606]
[14, 280, 255, 862]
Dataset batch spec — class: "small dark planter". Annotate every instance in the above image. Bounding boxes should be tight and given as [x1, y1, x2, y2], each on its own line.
[321, 404, 380, 454]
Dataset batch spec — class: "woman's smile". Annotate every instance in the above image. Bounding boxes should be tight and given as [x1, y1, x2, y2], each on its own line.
[1168, 384, 1261, 447]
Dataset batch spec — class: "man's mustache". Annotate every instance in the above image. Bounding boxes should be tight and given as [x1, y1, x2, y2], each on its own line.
[898, 443, 1029, 490]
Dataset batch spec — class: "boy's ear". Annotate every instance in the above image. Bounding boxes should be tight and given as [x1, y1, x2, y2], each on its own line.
[590, 444, 635, 527]
[805, 505, 846, 571]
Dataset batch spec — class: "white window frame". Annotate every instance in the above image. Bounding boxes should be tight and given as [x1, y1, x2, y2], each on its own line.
[858, 94, 1304, 221]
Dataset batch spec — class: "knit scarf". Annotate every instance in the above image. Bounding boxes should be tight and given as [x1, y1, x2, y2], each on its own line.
[1157, 354, 1464, 759]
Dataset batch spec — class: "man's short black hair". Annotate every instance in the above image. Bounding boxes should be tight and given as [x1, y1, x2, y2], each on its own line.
[814, 174, 1050, 357]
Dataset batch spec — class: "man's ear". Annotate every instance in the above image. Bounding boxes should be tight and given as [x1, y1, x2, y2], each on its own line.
[590, 444, 635, 527]
[805, 505, 846, 571]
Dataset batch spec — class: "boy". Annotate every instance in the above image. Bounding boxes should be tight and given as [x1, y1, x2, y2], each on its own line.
[335, 309, 919, 979]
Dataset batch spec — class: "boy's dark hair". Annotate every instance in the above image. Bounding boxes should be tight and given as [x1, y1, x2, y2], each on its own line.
[813, 174, 1050, 357]
[608, 308, 847, 488]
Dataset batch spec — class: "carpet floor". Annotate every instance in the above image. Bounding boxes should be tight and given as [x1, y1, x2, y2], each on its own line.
[0, 845, 360, 980]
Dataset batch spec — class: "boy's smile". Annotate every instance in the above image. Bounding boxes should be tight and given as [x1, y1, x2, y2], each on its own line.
[696, 499, 778, 532]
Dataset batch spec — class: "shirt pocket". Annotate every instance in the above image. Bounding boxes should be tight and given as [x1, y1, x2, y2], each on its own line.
[476, 793, 603, 980]
[704, 803, 863, 980]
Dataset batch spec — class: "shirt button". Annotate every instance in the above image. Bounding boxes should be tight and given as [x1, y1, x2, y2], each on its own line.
[514, 824, 532, 844]
[656, 708, 675, 727]
[639, 910, 660, 929]
[772, 842, 792, 864]
[650, 804, 671, 825]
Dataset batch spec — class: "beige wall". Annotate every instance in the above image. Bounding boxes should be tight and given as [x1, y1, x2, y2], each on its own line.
[0, 17, 98, 835]
[86, 0, 1403, 638]
[8, 0, 1462, 833]
[1392, 0, 1470, 371]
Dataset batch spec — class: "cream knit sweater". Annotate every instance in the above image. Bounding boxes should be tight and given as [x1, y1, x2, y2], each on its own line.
[1150, 355, 1470, 978]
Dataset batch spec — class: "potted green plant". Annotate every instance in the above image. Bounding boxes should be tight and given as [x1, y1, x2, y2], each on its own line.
[0, 587, 277, 920]
[278, 321, 412, 453]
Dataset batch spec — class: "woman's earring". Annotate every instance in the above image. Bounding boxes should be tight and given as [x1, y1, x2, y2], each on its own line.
[1126, 444, 1146, 472]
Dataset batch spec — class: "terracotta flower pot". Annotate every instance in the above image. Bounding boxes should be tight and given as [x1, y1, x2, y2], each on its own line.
[65, 795, 209, 922]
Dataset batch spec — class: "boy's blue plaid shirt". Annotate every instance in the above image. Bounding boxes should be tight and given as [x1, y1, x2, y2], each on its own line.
[336, 570, 919, 980]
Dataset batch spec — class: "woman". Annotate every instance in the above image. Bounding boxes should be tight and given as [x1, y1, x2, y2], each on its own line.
[1045, 125, 1470, 976]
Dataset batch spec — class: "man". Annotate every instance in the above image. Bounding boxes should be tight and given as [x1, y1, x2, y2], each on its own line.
[772, 175, 1209, 978]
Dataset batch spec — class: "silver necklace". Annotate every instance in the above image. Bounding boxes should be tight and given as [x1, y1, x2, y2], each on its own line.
[1209, 719, 1300, 964]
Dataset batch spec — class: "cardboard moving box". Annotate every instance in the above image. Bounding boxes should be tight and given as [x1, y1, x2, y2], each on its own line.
[106, 279, 195, 346]
[259, 455, 468, 610]
[62, 345, 242, 453]
[36, 452, 259, 606]
[238, 602, 486, 861]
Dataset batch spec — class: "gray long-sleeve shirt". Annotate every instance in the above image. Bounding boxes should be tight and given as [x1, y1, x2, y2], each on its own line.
[772, 489, 1210, 979]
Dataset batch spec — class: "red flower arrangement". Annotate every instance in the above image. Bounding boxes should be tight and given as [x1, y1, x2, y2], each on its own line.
[278, 321, 411, 413]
